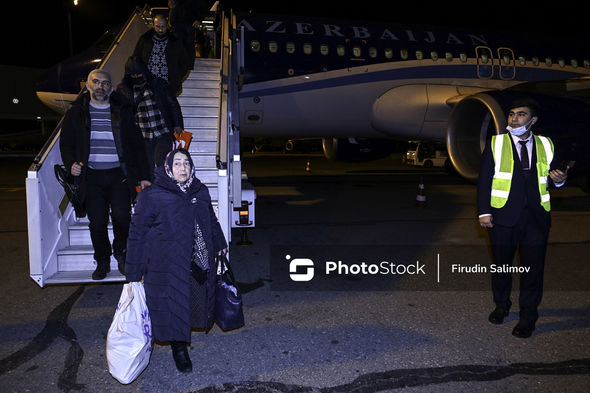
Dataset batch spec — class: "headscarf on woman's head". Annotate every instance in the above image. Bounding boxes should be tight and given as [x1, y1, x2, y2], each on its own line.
[164, 148, 196, 193]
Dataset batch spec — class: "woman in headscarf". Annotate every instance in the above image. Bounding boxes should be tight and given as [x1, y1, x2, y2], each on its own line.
[125, 148, 227, 373]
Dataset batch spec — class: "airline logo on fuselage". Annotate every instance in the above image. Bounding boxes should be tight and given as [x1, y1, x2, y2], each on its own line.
[237, 17, 488, 46]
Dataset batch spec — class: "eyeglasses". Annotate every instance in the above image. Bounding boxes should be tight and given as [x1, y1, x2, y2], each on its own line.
[91, 79, 112, 88]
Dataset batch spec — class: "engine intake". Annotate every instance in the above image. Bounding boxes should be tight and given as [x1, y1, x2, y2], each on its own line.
[446, 93, 506, 182]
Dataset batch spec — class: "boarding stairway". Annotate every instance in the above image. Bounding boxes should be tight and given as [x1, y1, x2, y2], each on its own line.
[26, 6, 251, 286]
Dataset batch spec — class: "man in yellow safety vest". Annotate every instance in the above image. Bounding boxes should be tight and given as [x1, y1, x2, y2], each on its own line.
[477, 97, 568, 338]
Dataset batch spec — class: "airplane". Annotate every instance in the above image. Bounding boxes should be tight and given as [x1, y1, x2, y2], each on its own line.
[34, 8, 590, 188]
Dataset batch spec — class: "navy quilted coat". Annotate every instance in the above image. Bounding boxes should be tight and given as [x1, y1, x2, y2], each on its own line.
[125, 165, 227, 342]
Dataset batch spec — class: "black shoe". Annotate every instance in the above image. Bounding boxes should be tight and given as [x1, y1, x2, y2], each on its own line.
[512, 320, 535, 338]
[488, 308, 509, 325]
[171, 341, 192, 373]
[92, 262, 110, 280]
[114, 253, 126, 275]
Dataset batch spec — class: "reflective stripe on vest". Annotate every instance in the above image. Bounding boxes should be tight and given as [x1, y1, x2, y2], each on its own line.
[490, 134, 554, 211]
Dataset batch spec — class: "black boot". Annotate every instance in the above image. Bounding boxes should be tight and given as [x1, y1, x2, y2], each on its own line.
[92, 260, 110, 280]
[114, 251, 126, 275]
[170, 341, 192, 372]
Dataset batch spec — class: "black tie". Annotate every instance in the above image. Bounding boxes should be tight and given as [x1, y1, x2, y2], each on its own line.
[519, 140, 529, 170]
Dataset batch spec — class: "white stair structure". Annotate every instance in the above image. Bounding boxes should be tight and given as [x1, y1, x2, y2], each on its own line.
[26, 7, 251, 286]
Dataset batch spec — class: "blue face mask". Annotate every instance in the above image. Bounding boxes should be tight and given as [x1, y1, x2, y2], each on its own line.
[506, 118, 534, 136]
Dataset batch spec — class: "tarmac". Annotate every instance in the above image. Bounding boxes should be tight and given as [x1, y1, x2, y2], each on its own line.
[0, 153, 589, 393]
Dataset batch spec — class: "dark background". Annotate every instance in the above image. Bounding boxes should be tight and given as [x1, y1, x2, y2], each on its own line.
[6, 1, 589, 69]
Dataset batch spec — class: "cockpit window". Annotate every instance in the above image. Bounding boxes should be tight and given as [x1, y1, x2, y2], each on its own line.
[250, 40, 261, 52]
[286, 42, 295, 54]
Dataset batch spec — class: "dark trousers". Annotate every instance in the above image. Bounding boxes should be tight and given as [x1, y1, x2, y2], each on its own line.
[488, 206, 549, 322]
[144, 133, 174, 180]
[85, 167, 131, 265]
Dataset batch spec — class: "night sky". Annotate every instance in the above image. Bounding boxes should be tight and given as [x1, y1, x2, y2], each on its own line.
[6, 1, 589, 69]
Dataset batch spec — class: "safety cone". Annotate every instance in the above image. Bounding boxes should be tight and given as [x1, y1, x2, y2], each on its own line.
[305, 159, 311, 173]
[416, 176, 427, 207]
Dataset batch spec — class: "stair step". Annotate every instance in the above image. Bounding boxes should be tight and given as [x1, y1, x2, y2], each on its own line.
[179, 88, 219, 99]
[189, 140, 217, 154]
[187, 128, 218, 141]
[182, 79, 220, 89]
[44, 270, 126, 285]
[182, 106, 219, 117]
[184, 117, 218, 129]
[177, 96, 218, 107]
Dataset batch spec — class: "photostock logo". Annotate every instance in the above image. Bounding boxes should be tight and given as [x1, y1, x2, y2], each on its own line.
[286, 255, 314, 281]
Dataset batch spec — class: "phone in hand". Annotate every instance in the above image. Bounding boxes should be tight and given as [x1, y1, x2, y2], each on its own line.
[558, 160, 575, 172]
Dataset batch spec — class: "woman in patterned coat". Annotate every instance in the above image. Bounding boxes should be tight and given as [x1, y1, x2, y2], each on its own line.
[125, 148, 227, 372]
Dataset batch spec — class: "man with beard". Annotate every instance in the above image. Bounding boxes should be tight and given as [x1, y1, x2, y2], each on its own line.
[133, 14, 190, 96]
[117, 56, 185, 177]
[60, 69, 151, 280]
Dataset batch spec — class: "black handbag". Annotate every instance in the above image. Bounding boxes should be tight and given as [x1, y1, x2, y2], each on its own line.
[54, 164, 86, 218]
[214, 253, 244, 331]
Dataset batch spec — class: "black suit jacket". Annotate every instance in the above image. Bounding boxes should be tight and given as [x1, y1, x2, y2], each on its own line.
[477, 134, 552, 229]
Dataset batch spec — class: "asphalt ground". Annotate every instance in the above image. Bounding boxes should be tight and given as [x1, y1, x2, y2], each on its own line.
[0, 154, 589, 393]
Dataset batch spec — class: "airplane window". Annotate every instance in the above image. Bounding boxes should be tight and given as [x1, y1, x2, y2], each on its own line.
[571, 59, 578, 68]
[287, 68, 295, 76]
[303, 43, 312, 55]
[584, 60, 590, 69]
[480, 53, 489, 64]
[337, 45, 345, 56]
[353, 46, 362, 57]
[369, 47, 377, 58]
[558, 58, 565, 67]
[415, 50, 423, 60]
[532, 56, 539, 66]
[286, 42, 296, 54]
[502, 55, 510, 65]
[400, 49, 409, 60]
[385, 48, 393, 59]
[430, 51, 439, 61]
[518, 56, 526, 65]
[268, 41, 278, 53]
[460, 53, 467, 62]
[545, 58, 552, 67]
[320, 44, 329, 55]
[250, 40, 261, 53]
[445, 52, 453, 62]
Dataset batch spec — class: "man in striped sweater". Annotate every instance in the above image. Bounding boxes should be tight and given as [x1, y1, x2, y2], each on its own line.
[60, 69, 151, 280]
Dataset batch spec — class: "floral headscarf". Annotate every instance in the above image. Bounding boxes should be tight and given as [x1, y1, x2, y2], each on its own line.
[163, 148, 196, 193]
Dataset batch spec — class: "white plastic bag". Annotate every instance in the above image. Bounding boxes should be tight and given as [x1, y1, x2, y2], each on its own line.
[106, 282, 153, 384]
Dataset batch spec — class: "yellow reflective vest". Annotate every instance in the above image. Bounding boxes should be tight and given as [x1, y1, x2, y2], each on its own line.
[490, 133, 554, 211]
